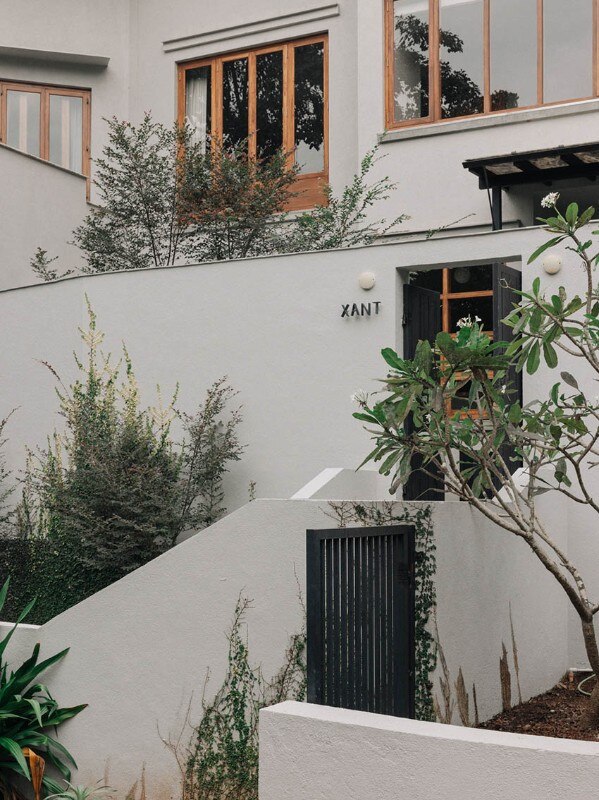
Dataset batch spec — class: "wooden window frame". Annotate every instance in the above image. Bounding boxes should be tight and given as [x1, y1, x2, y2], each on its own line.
[385, 0, 599, 131]
[177, 34, 329, 210]
[0, 79, 91, 195]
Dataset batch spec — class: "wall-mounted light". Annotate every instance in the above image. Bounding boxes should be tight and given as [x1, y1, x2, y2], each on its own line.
[542, 254, 562, 275]
[359, 271, 376, 290]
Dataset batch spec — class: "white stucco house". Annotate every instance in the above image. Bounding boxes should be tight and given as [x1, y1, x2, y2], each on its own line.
[2, 1, 599, 796]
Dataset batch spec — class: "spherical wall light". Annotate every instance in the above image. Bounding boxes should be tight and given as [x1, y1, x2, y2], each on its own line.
[542, 254, 562, 275]
[359, 271, 376, 290]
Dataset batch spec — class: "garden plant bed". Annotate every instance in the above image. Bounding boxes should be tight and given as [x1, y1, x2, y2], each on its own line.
[480, 674, 599, 742]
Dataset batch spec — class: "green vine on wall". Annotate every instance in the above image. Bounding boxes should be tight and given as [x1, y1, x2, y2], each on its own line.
[325, 501, 437, 722]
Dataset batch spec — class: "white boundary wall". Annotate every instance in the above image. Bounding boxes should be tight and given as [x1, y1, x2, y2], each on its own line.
[260, 701, 599, 800]
[0, 493, 568, 795]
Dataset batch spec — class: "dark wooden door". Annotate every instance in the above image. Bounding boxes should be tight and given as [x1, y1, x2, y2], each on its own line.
[403, 284, 444, 500]
[306, 525, 415, 718]
[493, 263, 523, 475]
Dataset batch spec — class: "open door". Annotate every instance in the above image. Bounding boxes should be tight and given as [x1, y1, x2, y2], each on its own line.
[402, 284, 444, 501]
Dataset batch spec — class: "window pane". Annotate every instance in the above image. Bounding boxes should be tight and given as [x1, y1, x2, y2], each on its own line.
[410, 268, 443, 293]
[294, 42, 325, 174]
[544, 0, 593, 103]
[6, 90, 40, 157]
[449, 295, 493, 331]
[490, 0, 537, 111]
[440, 0, 484, 119]
[223, 58, 248, 149]
[257, 50, 283, 160]
[49, 95, 83, 172]
[449, 264, 492, 293]
[185, 66, 211, 152]
[392, 0, 430, 121]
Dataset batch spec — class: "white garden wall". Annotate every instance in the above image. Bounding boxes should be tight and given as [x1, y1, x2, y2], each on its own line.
[0, 492, 567, 795]
[259, 701, 599, 800]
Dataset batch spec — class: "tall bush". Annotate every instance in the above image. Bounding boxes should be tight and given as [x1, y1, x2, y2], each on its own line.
[13, 303, 243, 623]
[33, 115, 406, 278]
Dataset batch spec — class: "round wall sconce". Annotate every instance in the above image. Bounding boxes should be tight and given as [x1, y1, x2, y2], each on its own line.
[542, 254, 562, 275]
[359, 271, 376, 290]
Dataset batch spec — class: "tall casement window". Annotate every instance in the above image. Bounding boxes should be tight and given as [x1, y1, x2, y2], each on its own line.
[177, 35, 328, 209]
[385, 0, 597, 129]
[0, 81, 91, 179]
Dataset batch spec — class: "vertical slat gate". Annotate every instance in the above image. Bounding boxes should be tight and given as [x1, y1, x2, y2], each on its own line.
[306, 525, 415, 718]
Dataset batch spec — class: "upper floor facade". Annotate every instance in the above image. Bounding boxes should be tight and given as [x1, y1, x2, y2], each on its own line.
[2, 0, 599, 286]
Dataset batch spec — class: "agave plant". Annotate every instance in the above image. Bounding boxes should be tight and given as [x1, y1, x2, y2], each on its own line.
[46, 781, 114, 800]
[0, 578, 86, 799]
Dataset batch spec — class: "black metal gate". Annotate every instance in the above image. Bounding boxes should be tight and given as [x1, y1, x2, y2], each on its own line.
[306, 525, 415, 718]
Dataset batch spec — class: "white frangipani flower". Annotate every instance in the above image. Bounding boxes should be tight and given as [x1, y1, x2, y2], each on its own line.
[456, 315, 482, 330]
[351, 390, 368, 405]
[541, 192, 560, 209]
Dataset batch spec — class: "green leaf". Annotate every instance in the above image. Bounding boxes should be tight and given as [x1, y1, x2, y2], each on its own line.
[381, 348, 404, 371]
[507, 404, 522, 425]
[542, 341, 558, 369]
[0, 737, 30, 779]
[566, 202, 579, 226]
[561, 372, 579, 390]
[526, 341, 541, 374]
[528, 238, 565, 265]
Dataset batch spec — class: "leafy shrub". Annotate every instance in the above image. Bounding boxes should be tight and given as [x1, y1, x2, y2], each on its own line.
[166, 598, 306, 800]
[0, 579, 85, 800]
[33, 116, 405, 278]
[281, 149, 407, 252]
[11, 303, 243, 624]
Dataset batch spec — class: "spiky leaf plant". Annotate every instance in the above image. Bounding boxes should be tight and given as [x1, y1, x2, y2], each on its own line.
[0, 578, 85, 798]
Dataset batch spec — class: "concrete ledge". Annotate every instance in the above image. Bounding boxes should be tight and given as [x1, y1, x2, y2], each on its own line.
[0, 45, 109, 68]
[260, 701, 599, 800]
[379, 98, 599, 143]
[163, 3, 339, 53]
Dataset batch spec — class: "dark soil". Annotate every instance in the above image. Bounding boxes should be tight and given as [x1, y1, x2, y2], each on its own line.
[480, 673, 599, 741]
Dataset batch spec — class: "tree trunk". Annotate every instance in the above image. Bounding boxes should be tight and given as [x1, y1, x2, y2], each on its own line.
[581, 618, 599, 726]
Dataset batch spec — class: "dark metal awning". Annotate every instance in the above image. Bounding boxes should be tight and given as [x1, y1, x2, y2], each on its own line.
[463, 141, 599, 190]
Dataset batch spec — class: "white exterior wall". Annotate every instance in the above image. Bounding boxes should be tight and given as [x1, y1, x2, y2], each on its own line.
[260, 701, 599, 800]
[2, 496, 566, 794]
[0, 145, 87, 287]
[2, 0, 599, 278]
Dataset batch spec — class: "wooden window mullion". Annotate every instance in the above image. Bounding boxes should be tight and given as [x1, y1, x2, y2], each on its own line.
[483, 0, 491, 114]
[283, 42, 295, 169]
[441, 268, 450, 332]
[0, 83, 5, 144]
[248, 52, 257, 159]
[213, 57, 223, 146]
[430, 0, 441, 122]
[594, 0, 599, 96]
[40, 87, 49, 161]
[537, 0, 544, 105]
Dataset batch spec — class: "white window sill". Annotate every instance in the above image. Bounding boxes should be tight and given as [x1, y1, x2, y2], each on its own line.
[379, 98, 599, 143]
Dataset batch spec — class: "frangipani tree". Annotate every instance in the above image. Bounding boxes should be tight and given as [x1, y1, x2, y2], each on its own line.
[355, 194, 599, 723]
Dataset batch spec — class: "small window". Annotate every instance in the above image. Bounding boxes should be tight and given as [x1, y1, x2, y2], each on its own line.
[386, 0, 598, 130]
[178, 35, 328, 210]
[0, 81, 90, 187]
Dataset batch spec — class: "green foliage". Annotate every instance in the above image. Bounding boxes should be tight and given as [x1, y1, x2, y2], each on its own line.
[33, 115, 406, 277]
[326, 501, 437, 721]
[0, 413, 14, 535]
[72, 115, 298, 271]
[176, 597, 306, 800]
[281, 150, 407, 252]
[46, 781, 113, 800]
[0, 579, 85, 798]
[29, 249, 74, 283]
[10, 303, 243, 624]
[354, 194, 599, 703]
